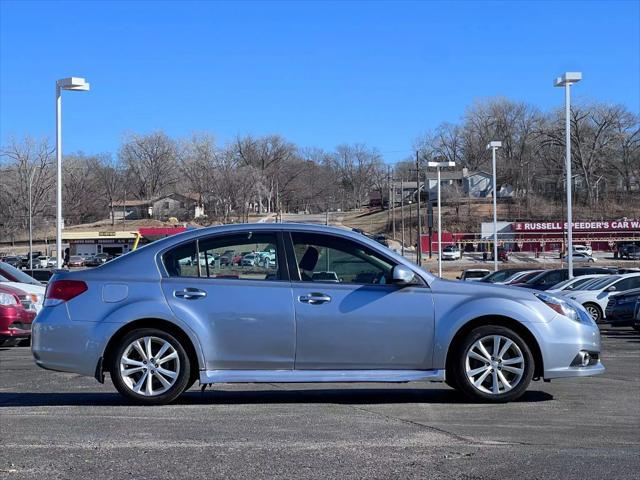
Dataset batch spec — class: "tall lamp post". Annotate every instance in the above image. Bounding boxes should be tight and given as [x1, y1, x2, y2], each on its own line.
[486, 141, 502, 272]
[554, 72, 581, 279]
[56, 77, 90, 268]
[28, 167, 37, 270]
[428, 160, 456, 277]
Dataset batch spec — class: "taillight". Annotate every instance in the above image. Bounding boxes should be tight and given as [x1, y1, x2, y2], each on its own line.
[44, 280, 87, 306]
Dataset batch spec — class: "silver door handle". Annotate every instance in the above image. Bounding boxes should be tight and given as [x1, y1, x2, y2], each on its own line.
[174, 288, 207, 299]
[298, 293, 331, 304]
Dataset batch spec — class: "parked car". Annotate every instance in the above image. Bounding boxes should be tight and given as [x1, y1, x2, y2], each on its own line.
[86, 253, 112, 266]
[1, 256, 23, 268]
[457, 268, 491, 281]
[441, 245, 462, 261]
[240, 253, 258, 266]
[19, 252, 43, 269]
[0, 262, 45, 312]
[572, 245, 593, 256]
[68, 256, 86, 268]
[565, 273, 640, 323]
[546, 274, 607, 294]
[619, 244, 640, 260]
[479, 268, 530, 284]
[513, 267, 613, 291]
[0, 284, 36, 346]
[633, 301, 640, 331]
[46, 257, 58, 268]
[562, 252, 596, 263]
[32, 224, 604, 405]
[219, 250, 235, 266]
[605, 288, 640, 327]
[21, 269, 55, 284]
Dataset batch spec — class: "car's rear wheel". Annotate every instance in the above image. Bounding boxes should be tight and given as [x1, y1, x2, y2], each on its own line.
[110, 328, 191, 405]
[453, 325, 534, 403]
[583, 303, 604, 323]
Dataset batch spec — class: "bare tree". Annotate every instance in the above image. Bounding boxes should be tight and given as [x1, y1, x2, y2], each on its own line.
[120, 131, 178, 200]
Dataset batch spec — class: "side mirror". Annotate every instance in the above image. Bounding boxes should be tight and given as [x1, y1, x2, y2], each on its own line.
[607, 286, 616, 292]
[392, 265, 415, 285]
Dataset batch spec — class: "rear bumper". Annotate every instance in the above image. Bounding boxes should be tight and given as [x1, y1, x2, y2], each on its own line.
[31, 305, 120, 377]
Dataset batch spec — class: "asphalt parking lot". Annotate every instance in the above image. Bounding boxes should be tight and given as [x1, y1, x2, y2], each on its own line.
[0, 327, 638, 480]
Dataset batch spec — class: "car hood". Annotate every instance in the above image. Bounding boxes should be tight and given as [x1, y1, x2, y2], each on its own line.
[433, 277, 541, 301]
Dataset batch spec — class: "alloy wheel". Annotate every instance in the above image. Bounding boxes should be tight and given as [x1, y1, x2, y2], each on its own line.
[465, 334, 525, 395]
[119, 336, 180, 397]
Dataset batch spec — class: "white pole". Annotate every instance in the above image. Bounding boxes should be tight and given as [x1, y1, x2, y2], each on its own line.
[55, 84, 63, 269]
[565, 83, 573, 279]
[492, 147, 498, 272]
[437, 166, 442, 278]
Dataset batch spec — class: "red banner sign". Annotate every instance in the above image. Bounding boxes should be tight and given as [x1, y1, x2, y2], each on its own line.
[513, 220, 640, 232]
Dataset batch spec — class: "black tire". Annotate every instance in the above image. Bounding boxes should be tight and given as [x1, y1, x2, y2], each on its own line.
[110, 328, 191, 405]
[452, 325, 534, 403]
[583, 303, 604, 324]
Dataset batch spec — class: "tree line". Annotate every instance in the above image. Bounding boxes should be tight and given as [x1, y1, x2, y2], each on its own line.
[1, 97, 638, 240]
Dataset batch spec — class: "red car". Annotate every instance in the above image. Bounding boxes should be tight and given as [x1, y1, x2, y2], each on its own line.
[0, 284, 36, 346]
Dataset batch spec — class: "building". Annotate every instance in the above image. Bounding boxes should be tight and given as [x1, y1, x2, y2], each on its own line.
[372, 169, 512, 206]
[64, 226, 190, 258]
[113, 193, 205, 221]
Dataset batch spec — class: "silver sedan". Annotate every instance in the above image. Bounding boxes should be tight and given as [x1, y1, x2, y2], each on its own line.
[32, 224, 604, 405]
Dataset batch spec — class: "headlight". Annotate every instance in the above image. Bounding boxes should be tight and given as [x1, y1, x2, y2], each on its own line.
[0, 292, 18, 306]
[535, 292, 592, 325]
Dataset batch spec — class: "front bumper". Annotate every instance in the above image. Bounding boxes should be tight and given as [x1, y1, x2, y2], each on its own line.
[527, 313, 605, 380]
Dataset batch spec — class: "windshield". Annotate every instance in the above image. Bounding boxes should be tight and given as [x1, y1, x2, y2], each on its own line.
[510, 271, 541, 284]
[583, 276, 620, 291]
[0, 262, 42, 286]
[564, 276, 602, 291]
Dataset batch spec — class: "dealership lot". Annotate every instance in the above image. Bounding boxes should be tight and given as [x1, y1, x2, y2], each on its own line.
[0, 327, 638, 480]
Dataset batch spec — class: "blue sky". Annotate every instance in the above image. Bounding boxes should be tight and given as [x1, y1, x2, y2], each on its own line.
[1, 0, 638, 163]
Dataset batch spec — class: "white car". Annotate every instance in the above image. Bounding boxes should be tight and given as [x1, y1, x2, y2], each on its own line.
[547, 274, 607, 294]
[0, 267, 45, 313]
[562, 252, 596, 263]
[572, 245, 593, 256]
[46, 257, 58, 268]
[441, 245, 462, 260]
[565, 273, 640, 323]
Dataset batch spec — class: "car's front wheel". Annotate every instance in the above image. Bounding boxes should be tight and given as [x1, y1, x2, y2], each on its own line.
[583, 303, 604, 323]
[452, 325, 534, 403]
[110, 328, 191, 405]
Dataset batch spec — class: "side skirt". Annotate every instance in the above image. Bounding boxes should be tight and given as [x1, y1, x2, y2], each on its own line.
[199, 369, 445, 384]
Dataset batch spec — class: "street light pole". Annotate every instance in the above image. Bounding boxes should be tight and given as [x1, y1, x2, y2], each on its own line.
[486, 141, 502, 272]
[28, 168, 36, 270]
[400, 179, 405, 257]
[55, 77, 90, 269]
[428, 160, 456, 277]
[415, 151, 422, 266]
[555, 72, 581, 279]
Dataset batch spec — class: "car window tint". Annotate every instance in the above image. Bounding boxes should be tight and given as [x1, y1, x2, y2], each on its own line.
[163, 241, 199, 277]
[291, 232, 393, 285]
[615, 277, 640, 292]
[198, 232, 279, 281]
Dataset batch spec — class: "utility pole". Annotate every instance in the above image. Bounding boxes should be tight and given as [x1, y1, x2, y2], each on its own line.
[391, 168, 396, 240]
[415, 151, 422, 266]
[387, 165, 392, 229]
[400, 179, 405, 257]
